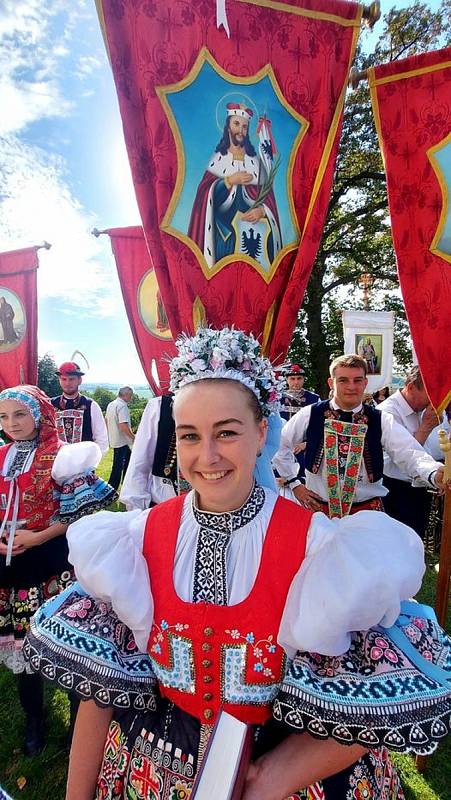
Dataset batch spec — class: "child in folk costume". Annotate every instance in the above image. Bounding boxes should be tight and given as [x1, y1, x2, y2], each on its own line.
[25, 330, 451, 799]
[0, 386, 116, 755]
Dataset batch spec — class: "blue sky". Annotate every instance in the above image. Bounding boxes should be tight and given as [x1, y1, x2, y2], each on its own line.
[0, 0, 443, 384]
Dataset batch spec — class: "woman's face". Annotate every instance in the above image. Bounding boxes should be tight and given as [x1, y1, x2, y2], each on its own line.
[173, 381, 267, 513]
[0, 399, 37, 441]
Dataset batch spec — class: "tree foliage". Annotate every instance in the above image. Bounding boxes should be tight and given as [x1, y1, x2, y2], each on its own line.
[37, 353, 61, 398]
[289, 1, 450, 397]
[90, 386, 116, 412]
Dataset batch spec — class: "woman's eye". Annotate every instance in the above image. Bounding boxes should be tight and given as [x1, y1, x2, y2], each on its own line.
[218, 430, 237, 438]
[179, 433, 198, 441]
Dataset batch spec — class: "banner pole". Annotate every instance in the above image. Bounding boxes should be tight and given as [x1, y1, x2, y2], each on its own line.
[417, 431, 451, 773]
[435, 432, 451, 626]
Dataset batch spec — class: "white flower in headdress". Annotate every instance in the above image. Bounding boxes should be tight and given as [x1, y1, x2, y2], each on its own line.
[169, 326, 284, 417]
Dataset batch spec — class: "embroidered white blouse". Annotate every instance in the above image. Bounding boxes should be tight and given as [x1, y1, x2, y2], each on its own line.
[67, 486, 425, 660]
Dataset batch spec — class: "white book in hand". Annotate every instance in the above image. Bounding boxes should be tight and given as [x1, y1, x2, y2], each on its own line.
[191, 709, 253, 800]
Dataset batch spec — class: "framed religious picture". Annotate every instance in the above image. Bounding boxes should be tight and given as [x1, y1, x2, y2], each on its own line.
[355, 333, 383, 376]
[0, 287, 26, 353]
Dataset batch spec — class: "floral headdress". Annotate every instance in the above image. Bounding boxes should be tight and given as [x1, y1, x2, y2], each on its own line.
[169, 327, 283, 417]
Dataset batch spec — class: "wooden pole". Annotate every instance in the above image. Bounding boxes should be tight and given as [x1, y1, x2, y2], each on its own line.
[434, 431, 451, 627]
[416, 430, 451, 773]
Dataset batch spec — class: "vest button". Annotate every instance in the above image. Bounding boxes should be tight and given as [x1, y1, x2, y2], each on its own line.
[203, 692, 213, 701]
[203, 626, 213, 636]
[202, 643, 212, 652]
[202, 659, 212, 668]
[203, 675, 213, 684]
[204, 708, 213, 720]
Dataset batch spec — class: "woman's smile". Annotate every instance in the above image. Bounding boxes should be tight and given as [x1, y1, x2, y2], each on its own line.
[198, 469, 231, 481]
[174, 379, 267, 513]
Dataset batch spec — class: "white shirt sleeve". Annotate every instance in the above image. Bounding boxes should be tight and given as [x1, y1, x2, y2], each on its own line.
[90, 400, 109, 455]
[278, 510, 425, 657]
[381, 411, 442, 486]
[51, 441, 102, 482]
[67, 509, 153, 652]
[117, 402, 131, 425]
[423, 414, 448, 461]
[272, 406, 312, 479]
[120, 397, 162, 510]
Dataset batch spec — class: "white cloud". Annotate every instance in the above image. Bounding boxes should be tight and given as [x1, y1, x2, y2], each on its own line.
[76, 54, 103, 79]
[0, 1, 88, 136]
[0, 76, 73, 135]
[0, 135, 119, 317]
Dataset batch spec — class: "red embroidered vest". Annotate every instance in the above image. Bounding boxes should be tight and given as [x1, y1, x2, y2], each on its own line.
[0, 444, 58, 531]
[143, 494, 311, 725]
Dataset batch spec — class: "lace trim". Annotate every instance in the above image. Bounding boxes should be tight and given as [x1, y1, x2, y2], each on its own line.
[0, 645, 33, 674]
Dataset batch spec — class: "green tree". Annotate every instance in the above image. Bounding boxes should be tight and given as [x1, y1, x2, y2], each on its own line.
[129, 393, 148, 429]
[289, 1, 450, 397]
[37, 353, 60, 398]
[91, 386, 116, 412]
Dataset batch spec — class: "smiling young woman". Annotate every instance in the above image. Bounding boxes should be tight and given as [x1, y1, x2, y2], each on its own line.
[23, 329, 451, 800]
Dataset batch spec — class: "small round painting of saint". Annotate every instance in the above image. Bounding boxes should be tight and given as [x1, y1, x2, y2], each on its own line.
[159, 49, 307, 279]
[137, 269, 172, 341]
[0, 288, 26, 352]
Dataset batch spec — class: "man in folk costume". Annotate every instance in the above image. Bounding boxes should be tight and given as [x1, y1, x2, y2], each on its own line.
[51, 362, 108, 455]
[280, 365, 319, 481]
[119, 394, 181, 510]
[280, 364, 319, 421]
[273, 354, 447, 518]
[188, 104, 282, 269]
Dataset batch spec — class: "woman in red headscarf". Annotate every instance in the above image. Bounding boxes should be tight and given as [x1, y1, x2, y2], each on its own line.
[0, 385, 115, 755]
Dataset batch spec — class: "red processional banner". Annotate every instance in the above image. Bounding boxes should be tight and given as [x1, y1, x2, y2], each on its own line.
[106, 227, 177, 394]
[97, 0, 361, 361]
[369, 48, 451, 413]
[0, 246, 39, 390]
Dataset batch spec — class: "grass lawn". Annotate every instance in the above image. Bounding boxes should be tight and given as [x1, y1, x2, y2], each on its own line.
[0, 453, 449, 798]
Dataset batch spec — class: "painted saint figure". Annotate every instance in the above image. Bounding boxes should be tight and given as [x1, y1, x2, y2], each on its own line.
[188, 103, 282, 270]
[0, 296, 18, 344]
[358, 337, 377, 374]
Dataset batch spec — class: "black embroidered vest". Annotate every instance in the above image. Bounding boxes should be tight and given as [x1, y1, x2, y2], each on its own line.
[304, 400, 383, 482]
[51, 394, 93, 442]
[152, 394, 176, 482]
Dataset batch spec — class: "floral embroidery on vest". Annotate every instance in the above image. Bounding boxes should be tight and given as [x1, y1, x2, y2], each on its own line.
[324, 418, 367, 518]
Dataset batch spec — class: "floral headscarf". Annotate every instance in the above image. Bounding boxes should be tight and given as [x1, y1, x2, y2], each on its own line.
[0, 385, 61, 528]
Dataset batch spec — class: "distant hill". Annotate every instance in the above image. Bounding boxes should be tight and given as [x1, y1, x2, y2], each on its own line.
[83, 383, 154, 399]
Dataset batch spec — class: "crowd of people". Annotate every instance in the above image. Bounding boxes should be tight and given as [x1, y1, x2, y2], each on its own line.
[1, 331, 451, 800]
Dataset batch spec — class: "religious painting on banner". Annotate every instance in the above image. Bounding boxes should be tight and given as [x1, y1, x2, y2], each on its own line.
[96, 0, 362, 361]
[369, 47, 451, 413]
[342, 310, 394, 393]
[0, 246, 39, 389]
[106, 227, 177, 394]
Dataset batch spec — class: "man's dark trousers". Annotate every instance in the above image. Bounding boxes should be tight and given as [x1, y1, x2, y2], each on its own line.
[383, 475, 432, 539]
[109, 445, 131, 490]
